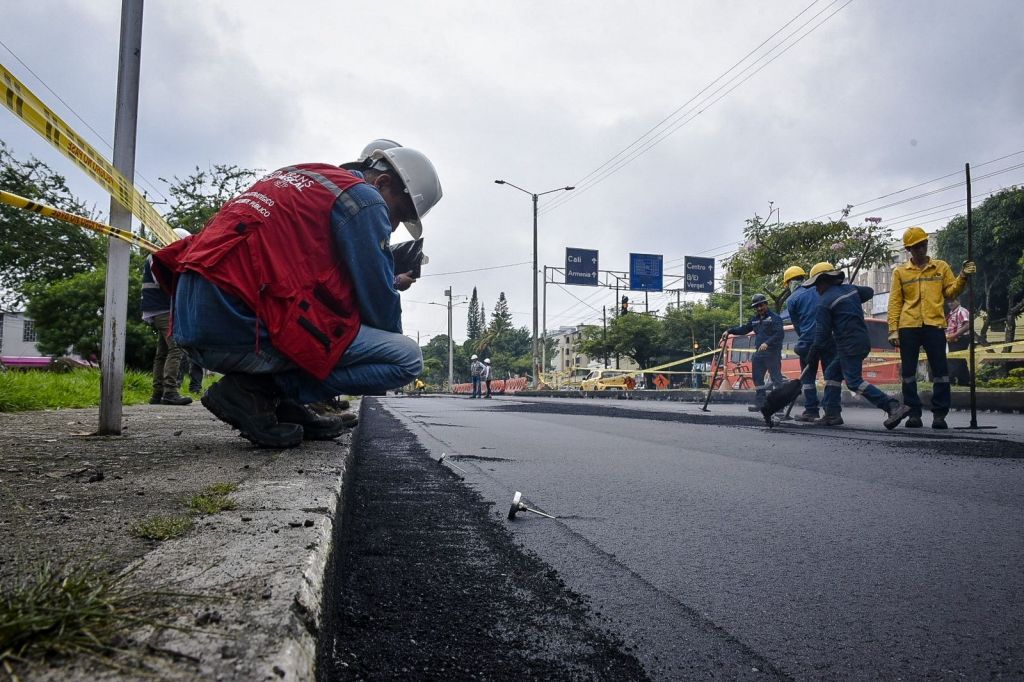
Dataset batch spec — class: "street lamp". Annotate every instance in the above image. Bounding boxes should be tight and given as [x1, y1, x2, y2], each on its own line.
[494, 179, 574, 386]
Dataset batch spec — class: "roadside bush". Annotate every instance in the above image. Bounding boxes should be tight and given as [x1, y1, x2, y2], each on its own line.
[983, 367, 1024, 389]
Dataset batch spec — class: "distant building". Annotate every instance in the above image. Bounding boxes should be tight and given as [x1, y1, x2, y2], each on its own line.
[545, 324, 639, 372]
[1, 310, 51, 367]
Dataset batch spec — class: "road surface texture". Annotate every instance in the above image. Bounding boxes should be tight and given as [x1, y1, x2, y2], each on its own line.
[344, 395, 1024, 680]
[318, 401, 650, 680]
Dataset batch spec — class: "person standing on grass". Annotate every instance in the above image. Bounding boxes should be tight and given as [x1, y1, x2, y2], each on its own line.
[945, 297, 971, 386]
[141, 227, 193, 406]
[888, 226, 976, 429]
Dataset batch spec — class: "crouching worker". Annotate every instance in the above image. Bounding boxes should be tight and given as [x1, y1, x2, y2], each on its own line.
[152, 147, 443, 447]
[804, 264, 911, 429]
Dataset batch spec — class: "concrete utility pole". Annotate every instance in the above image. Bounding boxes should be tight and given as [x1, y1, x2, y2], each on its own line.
[99, 0, 143, 434]
[445, 287, 454, 391]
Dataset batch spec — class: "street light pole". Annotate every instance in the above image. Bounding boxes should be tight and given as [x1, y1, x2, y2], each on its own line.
[494, 179, 574, 387]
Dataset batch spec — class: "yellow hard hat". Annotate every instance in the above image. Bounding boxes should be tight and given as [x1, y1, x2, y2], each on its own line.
[903, 226, 928, 248]
[802, 261, 844, 287]
[782, 265, 807, 284]
[807, 262, 835, 279]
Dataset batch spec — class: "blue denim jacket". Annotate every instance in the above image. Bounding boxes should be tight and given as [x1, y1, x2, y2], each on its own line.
[786, 286, 819, 354]
[813, 284, 874, 357]
[173, 176, 402, 352]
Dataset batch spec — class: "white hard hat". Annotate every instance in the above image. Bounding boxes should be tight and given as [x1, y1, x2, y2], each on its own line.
[484, 358, 491, 364]
[471, 354, 478, 360]
[357, 138, 402, 162]
[173, 228, 191, 240]
[368, 147, 442, 239]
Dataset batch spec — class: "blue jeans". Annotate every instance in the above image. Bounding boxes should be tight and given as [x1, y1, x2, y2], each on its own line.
[471, 376, 481, 398]
[899, 326, 950, 417]
[796, 346, 835, 413]
[821, 353, 897, 415]
[185, 325, 421, 404]
[751, 350, 784, 405]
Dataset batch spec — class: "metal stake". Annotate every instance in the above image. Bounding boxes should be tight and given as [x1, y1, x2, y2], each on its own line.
[507, 491, 556, 520]
[438, 452, 468, 475]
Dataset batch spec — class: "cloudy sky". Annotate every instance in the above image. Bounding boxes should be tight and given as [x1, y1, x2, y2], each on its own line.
[2, 1, 1022, 345]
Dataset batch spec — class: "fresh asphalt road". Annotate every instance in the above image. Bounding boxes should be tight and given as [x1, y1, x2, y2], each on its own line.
[379, 395, 1024, 679]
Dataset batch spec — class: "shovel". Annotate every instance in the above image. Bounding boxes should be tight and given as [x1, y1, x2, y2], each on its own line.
[760, 349, 819, 426]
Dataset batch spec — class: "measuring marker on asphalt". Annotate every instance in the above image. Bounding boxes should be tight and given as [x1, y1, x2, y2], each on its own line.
[507, 491, 556, 521]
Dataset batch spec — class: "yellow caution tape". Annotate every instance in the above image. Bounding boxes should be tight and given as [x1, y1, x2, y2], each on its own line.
[0, 189, 160, 253]
[1, 62, 176, 246]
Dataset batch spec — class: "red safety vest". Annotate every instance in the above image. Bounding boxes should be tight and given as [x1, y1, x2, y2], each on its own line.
[153, 164, 364, 380]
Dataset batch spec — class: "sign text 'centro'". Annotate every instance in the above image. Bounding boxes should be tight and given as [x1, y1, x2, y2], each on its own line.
[683, 256, 715, 293]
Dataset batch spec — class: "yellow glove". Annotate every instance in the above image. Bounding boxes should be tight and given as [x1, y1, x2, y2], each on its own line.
[888, 332, 899, 348]
[961, 260, 976, 277]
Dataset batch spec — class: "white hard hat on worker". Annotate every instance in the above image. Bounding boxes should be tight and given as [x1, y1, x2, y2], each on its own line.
[364, 147, 442, 239]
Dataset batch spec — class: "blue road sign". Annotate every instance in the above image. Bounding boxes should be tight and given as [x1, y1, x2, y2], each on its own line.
[565, 248, 599, 286]
[629, 253, 663, 291]
[684, 256, 715, 293]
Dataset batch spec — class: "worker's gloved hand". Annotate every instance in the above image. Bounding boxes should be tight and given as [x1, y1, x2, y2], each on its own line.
[961, 261, 976, 277]
[758, 342, 768, 352]
[888, 332, 900, 348]
[394, 271, 417, 291]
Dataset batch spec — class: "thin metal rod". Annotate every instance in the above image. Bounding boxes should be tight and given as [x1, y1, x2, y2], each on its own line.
[967, 163, 978, 427]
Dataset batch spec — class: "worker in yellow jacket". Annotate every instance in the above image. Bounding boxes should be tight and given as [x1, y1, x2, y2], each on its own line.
[888, 226, 976, 429]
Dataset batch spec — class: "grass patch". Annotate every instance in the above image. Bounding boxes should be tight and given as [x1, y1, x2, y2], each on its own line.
[0, 562, 157, 669]
[187, 483, 238, 515]
[131, 516, 194, 541]
[0, 368, 153, 412]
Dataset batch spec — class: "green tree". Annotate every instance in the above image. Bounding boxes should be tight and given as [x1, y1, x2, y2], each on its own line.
[25, 260, 155, 370]
[934, 187, 1024, 342]
[0, 142, 103, 306]
[466, 287, 482, 340]
[159, 164, 260, 235]
[660, 302, 737, 359]
[727, 209, 891, 311]
[420, 334, 452, 385]
[576, 324, 613, 367]
[607, 313, 662, 369]
[488, 292, 513, 333]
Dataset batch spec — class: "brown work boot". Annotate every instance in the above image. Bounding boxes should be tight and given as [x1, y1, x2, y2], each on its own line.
[884, 403, 913, 430]
[161, 390, 193, 406]
[815, 413, 844, 427]
[201, 374, 302, 448]
[277, 399, 357, 441]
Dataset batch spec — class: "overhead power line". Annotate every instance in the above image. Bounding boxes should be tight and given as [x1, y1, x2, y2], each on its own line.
[539, 0, 853, 216]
